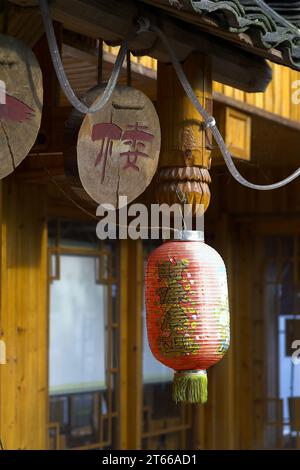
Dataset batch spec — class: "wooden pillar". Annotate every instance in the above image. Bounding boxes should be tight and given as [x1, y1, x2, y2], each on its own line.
[0, 178, 48, 449]
[119, 240, 129, 449]
[209, 214, 237, 449]
[119, 239, 143, 449]
[156, 52, 212, 214]
[126, 239, 143, 449]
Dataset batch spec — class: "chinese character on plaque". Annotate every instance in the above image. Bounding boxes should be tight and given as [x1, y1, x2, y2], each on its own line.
[0, 34, 43, 180]
[77, 85, 161, 207]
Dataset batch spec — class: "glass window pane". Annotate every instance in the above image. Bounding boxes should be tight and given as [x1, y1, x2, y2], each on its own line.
[49, 254, 108, 395]
[48, 228, 120, 451]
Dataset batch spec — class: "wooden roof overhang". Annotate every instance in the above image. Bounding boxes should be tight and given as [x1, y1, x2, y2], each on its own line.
[6, 0, 300, 92]
[8, 0, 278, 93]
[142, 1, 300, 70]
[6, 0, 300, 218]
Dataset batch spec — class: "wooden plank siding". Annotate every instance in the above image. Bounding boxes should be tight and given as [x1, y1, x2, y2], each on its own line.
[0, 178, 48, 450]
[58, 44, 158, 106]
[101, 49, 300, 126]
[89, 47, 300, 126]
[105, 45, 157, 72]
[213, 62, 300, 124]
[205, 165, 300, 449]
[97, 48, 300, 125]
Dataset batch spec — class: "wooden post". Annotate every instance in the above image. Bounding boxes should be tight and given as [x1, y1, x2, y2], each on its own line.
[119, 239, 143, 449]
[0, 178, 48, 450]
[210, 214, 236, 449]
[119, 240, 129, 449]
[126, 239, 143, 449]
[156, 52, 212, 215]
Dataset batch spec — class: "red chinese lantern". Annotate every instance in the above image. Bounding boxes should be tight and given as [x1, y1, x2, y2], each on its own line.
[145, 231, 230, 403]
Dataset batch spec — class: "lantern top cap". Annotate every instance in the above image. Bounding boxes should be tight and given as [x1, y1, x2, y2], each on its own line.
[164, 230, 204, 242]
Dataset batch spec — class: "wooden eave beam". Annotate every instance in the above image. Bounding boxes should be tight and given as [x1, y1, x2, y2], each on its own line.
[9, 0, 271, 92]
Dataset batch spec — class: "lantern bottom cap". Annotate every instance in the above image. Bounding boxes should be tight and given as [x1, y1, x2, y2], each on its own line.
[172, 370, 207, 404]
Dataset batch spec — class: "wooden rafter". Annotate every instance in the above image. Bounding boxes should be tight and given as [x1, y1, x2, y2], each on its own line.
[8, 0, 272, 92]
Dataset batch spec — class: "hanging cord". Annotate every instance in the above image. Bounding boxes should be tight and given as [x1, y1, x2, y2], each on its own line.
[137, 19, 300, 191]
[38, 0, 300, 191]
[39, 0, 129, 114]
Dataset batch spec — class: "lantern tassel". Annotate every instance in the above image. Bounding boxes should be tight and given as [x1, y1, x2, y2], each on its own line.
[173, 370, 207, 404]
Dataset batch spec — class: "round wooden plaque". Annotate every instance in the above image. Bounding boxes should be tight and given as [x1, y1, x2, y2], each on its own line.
[77, 85, 161, 207]
[0, 34, 43, 179]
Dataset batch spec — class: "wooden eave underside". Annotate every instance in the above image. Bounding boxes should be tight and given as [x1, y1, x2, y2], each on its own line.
[14, 27, 300, 189]
[8, 0, 272, 92]
[5, 0, 300, 217]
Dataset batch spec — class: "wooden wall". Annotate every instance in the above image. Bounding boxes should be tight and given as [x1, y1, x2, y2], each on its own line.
[0, 178, 48, 450]
[71, 44, 300, 125]
[0, 170, 296, 450]
[209, 166, 300, 218]
[204, 165, 300, 449]
[213, 62, 300, 123]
